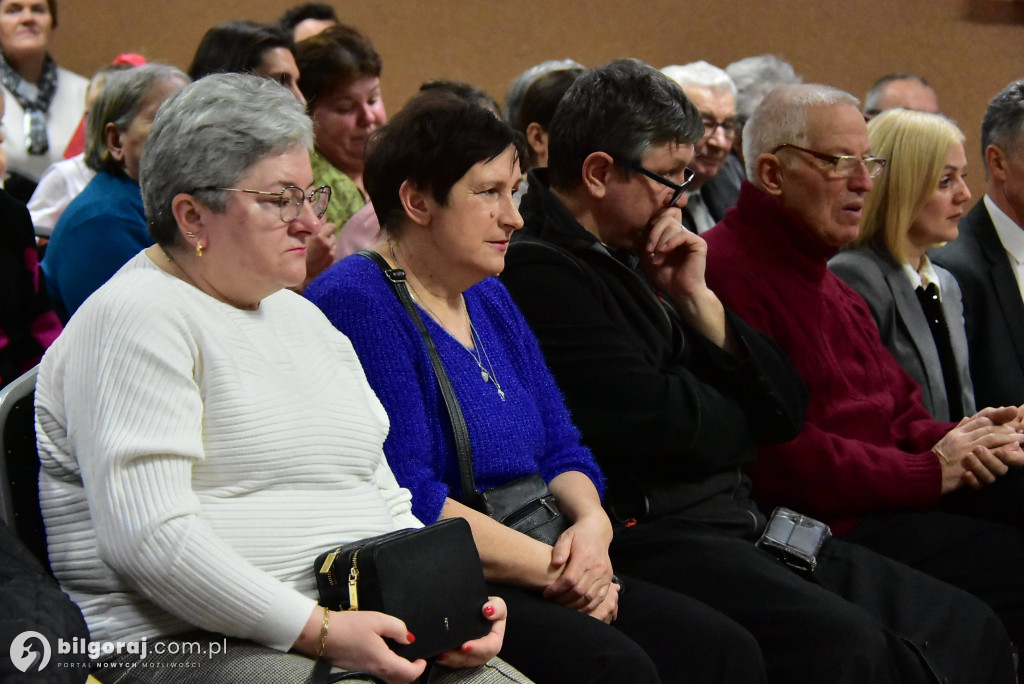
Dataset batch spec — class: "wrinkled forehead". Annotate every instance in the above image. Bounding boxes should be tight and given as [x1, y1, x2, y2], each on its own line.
[804, 103, 870, 152]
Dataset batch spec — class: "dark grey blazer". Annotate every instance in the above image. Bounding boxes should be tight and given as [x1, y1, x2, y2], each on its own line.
[830, 244, 976, 421]
[932, 200, 1024, 409]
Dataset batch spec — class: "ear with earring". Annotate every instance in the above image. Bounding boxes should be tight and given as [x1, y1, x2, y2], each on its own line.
[186, 231, 204, 257]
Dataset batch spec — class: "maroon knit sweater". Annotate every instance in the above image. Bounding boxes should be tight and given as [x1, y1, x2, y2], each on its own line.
[703, 182, 951, 535]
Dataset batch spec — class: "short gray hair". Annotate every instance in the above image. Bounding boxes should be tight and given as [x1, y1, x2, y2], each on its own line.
[981, 79, 1024, 170]
[863, 73, 931, 117]
[140, 73, 314, 246]
[85, 64, 190, 174]
[661, 61, 736, 99]
[743, 84, 859, 180]
[504, 58, 583, 126]
[725, 55, 802, 124]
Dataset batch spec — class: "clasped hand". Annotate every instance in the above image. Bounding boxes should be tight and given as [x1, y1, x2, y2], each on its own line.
[934, 405, 1024, 493]
[542, 513, 617, 622]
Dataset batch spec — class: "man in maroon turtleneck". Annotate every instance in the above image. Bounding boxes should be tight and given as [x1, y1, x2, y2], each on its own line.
[703, 82, 1024, 655]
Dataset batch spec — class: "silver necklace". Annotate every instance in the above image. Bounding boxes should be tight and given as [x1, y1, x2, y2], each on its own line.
[467, 314, 505, 401]
[390, 242, 506, 401]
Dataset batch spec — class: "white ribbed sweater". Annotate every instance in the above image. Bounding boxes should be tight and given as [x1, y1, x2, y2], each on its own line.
[35, 252, 420, 651]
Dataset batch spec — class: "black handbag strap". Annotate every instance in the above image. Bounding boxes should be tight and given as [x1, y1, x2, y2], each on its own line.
[358, 250, 482, 507]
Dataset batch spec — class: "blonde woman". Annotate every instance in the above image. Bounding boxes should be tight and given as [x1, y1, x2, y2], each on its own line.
[829, 108, 975, 421]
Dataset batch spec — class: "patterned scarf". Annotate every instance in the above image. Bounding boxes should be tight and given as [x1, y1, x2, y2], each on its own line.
[0, 52, 58, 155]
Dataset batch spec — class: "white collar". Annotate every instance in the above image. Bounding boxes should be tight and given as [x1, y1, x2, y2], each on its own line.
[902, 255, 941, 295]
[985, 194, 1024, 264]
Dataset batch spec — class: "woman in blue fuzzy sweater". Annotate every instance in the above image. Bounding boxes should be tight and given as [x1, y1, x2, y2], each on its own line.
[306, 89, 765, 684]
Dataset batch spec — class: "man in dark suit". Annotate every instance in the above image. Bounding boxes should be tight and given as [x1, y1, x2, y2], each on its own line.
[932, 78, 1024, 409]
[661, 61, 741, 233]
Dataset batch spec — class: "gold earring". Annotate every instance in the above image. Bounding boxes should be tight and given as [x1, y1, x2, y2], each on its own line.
[196, 242, 204, 257]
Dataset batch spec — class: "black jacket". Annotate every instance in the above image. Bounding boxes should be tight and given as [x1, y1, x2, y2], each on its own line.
[501, 170, 807, 535]
[932, 199, 1024, 409]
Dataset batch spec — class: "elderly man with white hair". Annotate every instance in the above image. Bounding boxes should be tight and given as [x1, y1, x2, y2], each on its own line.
[703, 83, 1024, 675]
[662, 61, 738, 233]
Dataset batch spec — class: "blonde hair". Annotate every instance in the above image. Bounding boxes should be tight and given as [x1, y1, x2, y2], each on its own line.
[857, 109, 965, 262]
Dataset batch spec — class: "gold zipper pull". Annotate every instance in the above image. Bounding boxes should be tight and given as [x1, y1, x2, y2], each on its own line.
[347, 549, 360, 611]
[319, 549, 339, 575]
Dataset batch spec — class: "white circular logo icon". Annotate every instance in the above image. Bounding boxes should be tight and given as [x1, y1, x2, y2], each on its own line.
[9, 631, 51, 673]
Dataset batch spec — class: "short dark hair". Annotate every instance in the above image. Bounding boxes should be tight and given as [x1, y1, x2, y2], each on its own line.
[419, 79, 500, 116]
[294, 24, 381, 108]
[546, 59, 703, 190]
[277, 2, 338, 31]
[982, 79, 1024, 167]
[364, 91, 526, 235]
[187, 21, 295, 81]
[863, 72, 931, 116]
[516, 68, 583, 167]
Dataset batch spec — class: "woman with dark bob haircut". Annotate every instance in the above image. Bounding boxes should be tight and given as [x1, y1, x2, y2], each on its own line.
[306, 90, 766, 684]
[36, 74, 524, 684]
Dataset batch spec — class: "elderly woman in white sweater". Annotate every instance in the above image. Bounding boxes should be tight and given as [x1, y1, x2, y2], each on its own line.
[34, 74, 522, 684]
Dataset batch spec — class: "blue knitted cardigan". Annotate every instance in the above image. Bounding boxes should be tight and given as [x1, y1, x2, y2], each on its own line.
[306, 254, 605, 524]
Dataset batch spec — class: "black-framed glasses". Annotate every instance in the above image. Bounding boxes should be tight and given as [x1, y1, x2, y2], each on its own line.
[701, 115, 741, 140]
[629, 164, 696, 206]
[196, 185, 333, 222]
[772, 143, 887, 179]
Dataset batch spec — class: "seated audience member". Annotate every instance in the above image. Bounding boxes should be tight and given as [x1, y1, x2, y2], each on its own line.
[41, 64, 188, 321]
[702, 83, 1024, 657]
[515, 68, 582, 172]
[830, 109, 975, 421]
[332, 78, 504, 263]
[277, 1, 339, 42]
[307, 90, 766, 684]
[503, 59, 582, 130]
[187, 19, 335, 289]
[35, 73, 518, 684]
[188, 20, 304, 103]
[296, 25, 385, 233]
[862, 73, 939, 121]
[60, 53, 146, 160]
[662, 61, 739, 233]
[28, 59, 143, 236]
[0, 88, 60, 388]
[932, 79, 1024, 409]
[709, 55, 801, 204]
[499, 58, 1016, 684]
[0, 0, 87, 202]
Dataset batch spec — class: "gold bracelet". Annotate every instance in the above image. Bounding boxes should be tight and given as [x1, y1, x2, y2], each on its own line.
[315, 605, 330, 659]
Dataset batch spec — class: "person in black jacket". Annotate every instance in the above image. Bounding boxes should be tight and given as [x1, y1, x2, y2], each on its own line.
[500, 58, 1017, 684]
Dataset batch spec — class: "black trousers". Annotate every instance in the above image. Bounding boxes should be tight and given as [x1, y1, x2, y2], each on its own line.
[844, 465, 1024, 657]
[490, 575, 766, 684]
[609, 513, 1015, 684]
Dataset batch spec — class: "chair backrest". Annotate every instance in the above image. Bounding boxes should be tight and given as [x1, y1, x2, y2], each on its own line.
[0, 365, 48, 569]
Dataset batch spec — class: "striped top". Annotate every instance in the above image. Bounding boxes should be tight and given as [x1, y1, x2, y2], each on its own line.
[35, 251, 419, 651]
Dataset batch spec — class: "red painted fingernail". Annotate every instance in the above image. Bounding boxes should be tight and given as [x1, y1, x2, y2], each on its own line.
[407, 631, 416, 643]
[462, 644, 473, 653]
[484, 604, 495, 617]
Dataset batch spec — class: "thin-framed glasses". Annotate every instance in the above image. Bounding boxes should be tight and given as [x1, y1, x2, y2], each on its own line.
[772, 143, 887, 179]
[701, 115, 741, 140]
[196, 185, 333, 222]
[629, 164, 696, 206]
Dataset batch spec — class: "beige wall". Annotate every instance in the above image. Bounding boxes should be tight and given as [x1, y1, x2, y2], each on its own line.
[52, 0, 1024, 199]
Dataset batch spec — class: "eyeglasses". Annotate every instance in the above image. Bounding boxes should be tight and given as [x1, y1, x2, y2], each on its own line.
[196, 185, 333, 222]
[629, 164, 696, 206]
[772, 143, 887, 179]
[701, 115, 741, 140]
